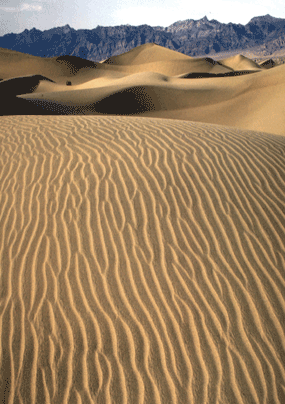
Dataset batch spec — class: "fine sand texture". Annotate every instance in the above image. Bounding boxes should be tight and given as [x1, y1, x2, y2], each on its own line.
[0, 115, 285, 403]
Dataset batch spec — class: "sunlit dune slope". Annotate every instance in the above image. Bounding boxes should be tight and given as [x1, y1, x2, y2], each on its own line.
[0, 115, 284, 403]
[103, 42, 194, 65]
[15, 63, 285, 135]
[102, 44, 231, 75]
[219, 54, 264, 71]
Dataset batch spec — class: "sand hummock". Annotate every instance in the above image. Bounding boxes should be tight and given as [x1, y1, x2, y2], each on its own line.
[0, 44, 285, 403]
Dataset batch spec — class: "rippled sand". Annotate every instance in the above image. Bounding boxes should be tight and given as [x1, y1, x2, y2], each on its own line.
[0, 115, 284, 403]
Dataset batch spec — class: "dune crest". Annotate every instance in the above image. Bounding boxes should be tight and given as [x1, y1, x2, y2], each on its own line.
[219, 54, 264, 71]
[102, 42, 194, 65]
[0, 115, 284, 403]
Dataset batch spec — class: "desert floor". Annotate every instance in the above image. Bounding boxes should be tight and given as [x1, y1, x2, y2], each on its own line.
[0, 44, 285, 403]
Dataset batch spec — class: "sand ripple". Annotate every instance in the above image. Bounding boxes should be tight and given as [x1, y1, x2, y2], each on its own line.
[0, 116, 284, 403]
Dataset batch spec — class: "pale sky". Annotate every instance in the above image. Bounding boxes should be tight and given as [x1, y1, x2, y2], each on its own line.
[0, 0, 284, 36]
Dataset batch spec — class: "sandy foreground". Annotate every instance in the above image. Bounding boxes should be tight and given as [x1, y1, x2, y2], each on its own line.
[0, 44, 285, 403]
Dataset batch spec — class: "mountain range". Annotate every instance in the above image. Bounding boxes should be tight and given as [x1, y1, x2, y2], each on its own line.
[1, 14, 285, 61]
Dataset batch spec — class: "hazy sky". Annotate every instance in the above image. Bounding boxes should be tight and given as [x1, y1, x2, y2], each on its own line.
[0, 0, 284, 36]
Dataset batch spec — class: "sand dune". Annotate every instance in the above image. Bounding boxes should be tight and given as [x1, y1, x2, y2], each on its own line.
[102, 44, 232, 75]
[103, 43, 194, 65]
[218, 54, 263, 71]
[1, 43, 285, 403]
[0, 44, 284, 135]
[0, 115, 284, 403]
[12, 62, 285, 135]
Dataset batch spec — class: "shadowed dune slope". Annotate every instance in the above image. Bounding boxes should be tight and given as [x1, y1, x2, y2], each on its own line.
[0, 75, 54, 96]
[0, 115, 284, 403]
[259, 59, 275, 69]
[177, 70, 261, 78]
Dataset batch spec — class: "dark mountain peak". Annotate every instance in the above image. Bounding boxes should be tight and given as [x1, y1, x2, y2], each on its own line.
[47, 24, 74, 35]
[21, 27, 41, 35]
[166, 15, 222, 33]
[62, 24, 72, 33]
[248, 14, 280, 24]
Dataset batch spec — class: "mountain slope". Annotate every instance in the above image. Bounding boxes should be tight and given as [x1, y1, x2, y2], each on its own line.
[0, 15, 285, 61]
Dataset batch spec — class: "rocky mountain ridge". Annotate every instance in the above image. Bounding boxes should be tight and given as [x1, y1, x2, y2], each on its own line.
[0, 14, 285, 61]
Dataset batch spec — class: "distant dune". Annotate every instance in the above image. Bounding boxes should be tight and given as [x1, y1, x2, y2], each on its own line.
[2, 43, 284, 135]
[0, 44, 285, 403]
[218, 54, 263, 71]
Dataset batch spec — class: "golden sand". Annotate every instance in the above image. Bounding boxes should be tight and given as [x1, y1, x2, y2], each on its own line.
[0, 44, 285, 403]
